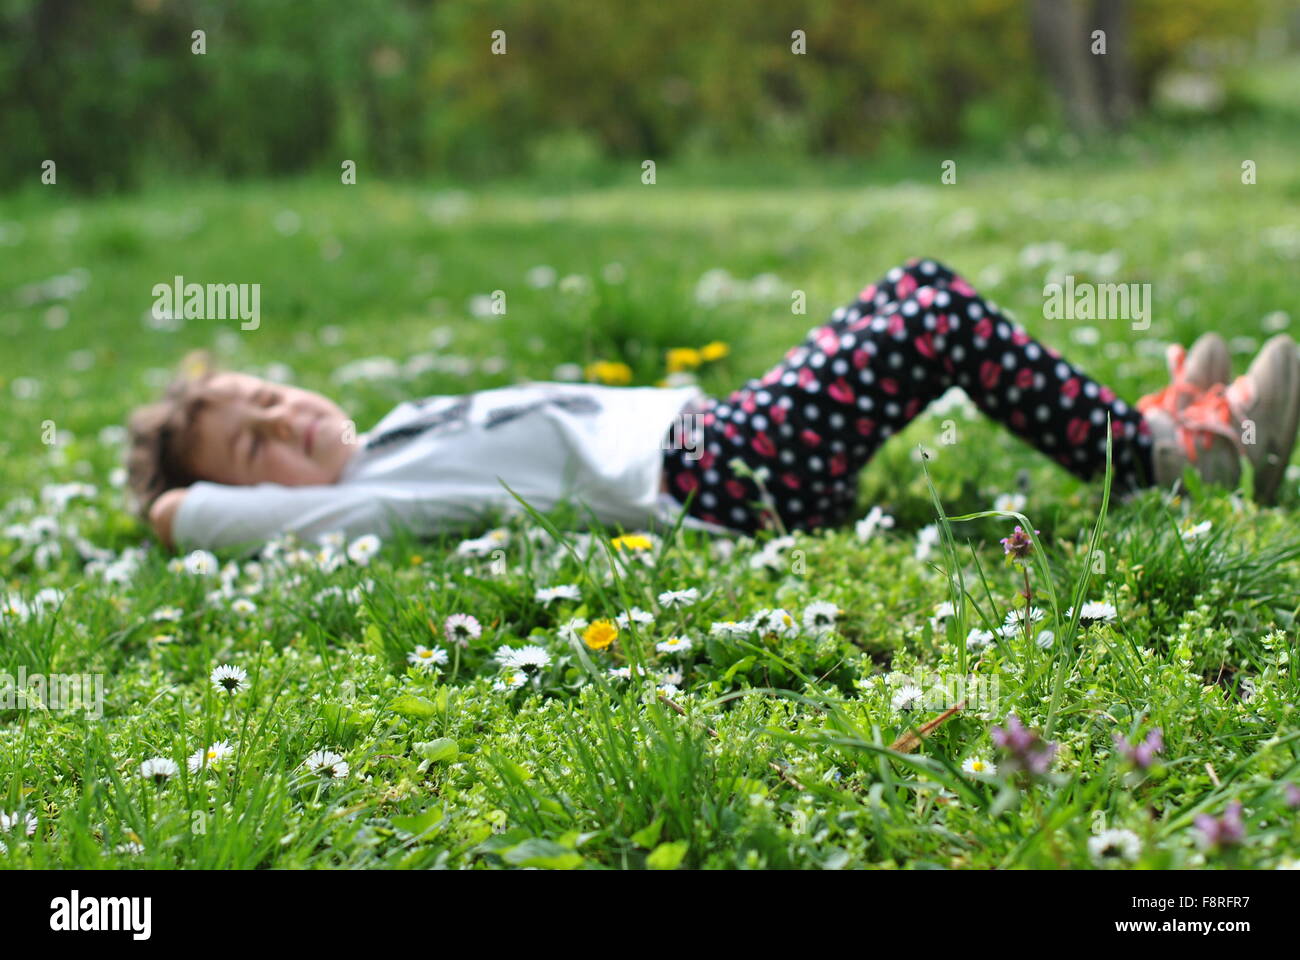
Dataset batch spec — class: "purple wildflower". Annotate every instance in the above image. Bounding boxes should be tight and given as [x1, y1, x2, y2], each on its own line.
[999, 526, 1039, 563]
[1284, 783, 1300, 809]
[1113, 728, 1164, 771]
[990, 714, 1057, 776]
[1194, 801, 1246, 851]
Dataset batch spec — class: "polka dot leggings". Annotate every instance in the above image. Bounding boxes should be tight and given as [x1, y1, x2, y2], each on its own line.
[661, 257, 1155, 534]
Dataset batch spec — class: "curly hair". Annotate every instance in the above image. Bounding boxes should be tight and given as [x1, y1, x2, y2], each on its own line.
[124, 350, 219, 519]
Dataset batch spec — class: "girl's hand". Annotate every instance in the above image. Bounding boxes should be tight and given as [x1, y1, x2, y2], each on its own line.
[149, 488, 188, 548]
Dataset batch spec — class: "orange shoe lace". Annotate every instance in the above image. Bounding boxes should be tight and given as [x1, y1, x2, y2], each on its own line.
[1137, 346, 1246, 462]
[1136, 345, 1195, 414]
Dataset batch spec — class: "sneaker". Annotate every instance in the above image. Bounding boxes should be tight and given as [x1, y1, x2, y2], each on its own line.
[1139, 334, 1300, 502]
[1138, 334, 1240, 492]
[1228, 334, 1300, 504]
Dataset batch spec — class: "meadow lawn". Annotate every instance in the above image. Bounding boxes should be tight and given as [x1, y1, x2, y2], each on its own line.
[2, 115, 1300, 868]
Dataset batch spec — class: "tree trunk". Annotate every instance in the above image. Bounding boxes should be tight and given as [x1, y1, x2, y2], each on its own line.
[1029, 0, 1106, 135]
[1092, 0, 1136, 125]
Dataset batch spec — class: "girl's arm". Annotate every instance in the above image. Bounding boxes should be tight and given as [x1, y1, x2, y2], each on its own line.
[170, 480, 494, 555]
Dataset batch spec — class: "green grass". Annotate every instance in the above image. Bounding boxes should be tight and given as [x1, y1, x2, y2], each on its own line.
[2, 114, 1300, 869]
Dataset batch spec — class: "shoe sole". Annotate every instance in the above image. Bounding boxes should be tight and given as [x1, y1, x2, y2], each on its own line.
[1184, 332, 1231, 396]
[1250, 335, 1300, 505]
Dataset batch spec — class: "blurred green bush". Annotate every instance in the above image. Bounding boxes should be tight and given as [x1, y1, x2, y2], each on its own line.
[0, 0, 1281, 191]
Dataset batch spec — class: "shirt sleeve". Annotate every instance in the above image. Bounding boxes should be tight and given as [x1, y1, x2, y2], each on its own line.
[172, 481, 491, 554]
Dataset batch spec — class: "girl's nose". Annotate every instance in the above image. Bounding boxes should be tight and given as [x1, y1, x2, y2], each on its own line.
[253, 410, 294, 441]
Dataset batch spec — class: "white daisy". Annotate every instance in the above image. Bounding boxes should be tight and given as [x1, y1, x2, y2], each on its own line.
[994, 492, 1027, 513]
[1088, 828, 1142, 865]
[1181, 520, 1213, 542]
[1004, 606, 1046, 627]
[0, 595, 32, 623]
[752, 608, 799, 639]
[407, 646, 448, 670]
[187, 740, 233, 773]
[657, 682, 682, 698]
[965, 628, 996, 652]
[1067, 601, 1117, 626]
[346, 534, 382, 565]
[230, 597, 257, 617]
[31, 588, 64, 612]
[456, 528, 509, 557]
[1036, 629, 1055, 650]
[526, 265, 557, 288]
[151, 606, 183, 622]
[961, 756, 997, 777]
[139, 757, 179, 783]
[0, 809, 37, 836]
[749, 535, 796, 571]
[303, 750, 349, 779]
[315, 548, 345, 574]
[929, 601, 957, 629]
[317, 531, 346, 551]
[493, 668, 527, 692]
[312, 586, 345, 606]
[535, 584, 582, 605]
[892, 684, 924, 712]
[657, 588, 700, 608]
[709, 620, 753, 640]
[182, 550, 219, 576]
[802, 600, 840, 634]
[854, 505, 896, 542]
[656, 636, 694, 655]
[914, 524, 941, 562]
[444, 613, 482, 647]
[210, 664, 249, 694]
[557, 617, 589, 643]
[509, 642, 551, 666]
[615, 607, 655, 629]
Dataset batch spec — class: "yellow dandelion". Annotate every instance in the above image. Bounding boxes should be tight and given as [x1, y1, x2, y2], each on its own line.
[585, 360, 633, 386]
[665, 347, 702, 373]
[699, 341, 730, 362]
[583, 620, 619, 651]
[180, 351, 212, 380]
[610, 534, 653, 552]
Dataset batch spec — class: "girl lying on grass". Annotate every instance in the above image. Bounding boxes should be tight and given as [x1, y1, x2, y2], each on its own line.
[128, 257, 1300, 555]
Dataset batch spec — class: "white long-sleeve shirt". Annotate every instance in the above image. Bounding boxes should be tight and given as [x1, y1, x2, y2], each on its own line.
[172, 381, 729, 553]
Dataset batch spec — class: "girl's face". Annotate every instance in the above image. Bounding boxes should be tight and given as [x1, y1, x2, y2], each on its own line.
[187, 373, 355, 486]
